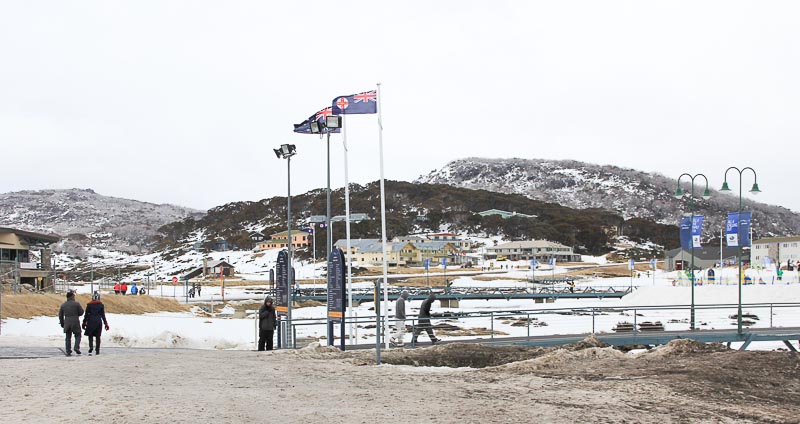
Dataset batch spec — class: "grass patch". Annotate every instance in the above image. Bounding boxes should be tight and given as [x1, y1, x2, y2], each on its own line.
[0, 293, 189, 319]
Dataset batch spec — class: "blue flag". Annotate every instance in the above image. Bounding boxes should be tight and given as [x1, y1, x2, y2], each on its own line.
[293, 107, 341, 135]
[726, 212, 752, 247]
[331, 90, 377, 115]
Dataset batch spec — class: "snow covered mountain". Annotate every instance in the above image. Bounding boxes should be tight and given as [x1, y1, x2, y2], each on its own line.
[416, 158, 800, 238]
[0, 188, 203, 254]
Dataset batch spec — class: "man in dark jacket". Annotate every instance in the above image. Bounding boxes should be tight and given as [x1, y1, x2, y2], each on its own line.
[82, 291, 110, 355]
[58, 291, 84, 356]
[258, 297, 277, 351]
[411, 293, 439, 345]
[391, 290, 410, 346]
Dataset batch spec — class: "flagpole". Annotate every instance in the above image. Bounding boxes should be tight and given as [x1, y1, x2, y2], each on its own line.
[376, 82, 390, 359]
[342, 114, 355, 346]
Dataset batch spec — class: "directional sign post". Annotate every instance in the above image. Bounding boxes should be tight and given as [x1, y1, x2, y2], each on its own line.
[327, 248, 346, 350]
[275, 250, 289, 348]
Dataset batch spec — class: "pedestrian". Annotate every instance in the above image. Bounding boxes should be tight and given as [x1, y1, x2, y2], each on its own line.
[188, 287, 195, 298]
[568, 281, 575, 293]
[196, 284, 202, 297]
[258, 297, 277, 351]
[58, 290, 84, 356]
[82, 291, 110, 355]
[120, 282, 128, 295]
[411, 293, 440, 345]
[113, 282, 120, 294]
[130, 283, 138, 295]
[391, 290, 410, 347]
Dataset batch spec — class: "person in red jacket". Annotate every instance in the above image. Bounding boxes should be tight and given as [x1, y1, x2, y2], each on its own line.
[113, 282, 120, 294]
[120, 282, 128, 295]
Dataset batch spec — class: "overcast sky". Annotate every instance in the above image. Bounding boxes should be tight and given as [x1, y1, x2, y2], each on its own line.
[2, 1, 798, 213]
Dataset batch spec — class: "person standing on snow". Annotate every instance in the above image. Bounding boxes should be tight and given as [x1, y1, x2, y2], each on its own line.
[411, 293, 440, 345]
[82, 291, 110, 355]
[58, 290, 84, 356]
[391, 290, 410, 346]
[258, 297, 277, 351]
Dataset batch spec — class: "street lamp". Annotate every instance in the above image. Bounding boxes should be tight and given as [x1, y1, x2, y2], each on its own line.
[310, 116, 342, 261]
[275, 143, 297, 342]
[674, 173, 711, 331]
[720, 167, 759, 335]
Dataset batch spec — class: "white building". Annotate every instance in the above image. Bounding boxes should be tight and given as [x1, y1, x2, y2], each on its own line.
[752, 236, 800, 268]
[485, 240, 579, 262]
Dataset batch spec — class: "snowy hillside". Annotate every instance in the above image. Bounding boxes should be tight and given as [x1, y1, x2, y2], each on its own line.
[0, 188, 203, 254]
[416, 158, 800, 238]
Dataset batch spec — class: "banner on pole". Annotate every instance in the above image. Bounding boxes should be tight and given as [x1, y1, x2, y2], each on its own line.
[691, 215, 704, 248]
[679, 216, 692, 250]
[726, 212, 752, 247]
[628, 259, 635, 271]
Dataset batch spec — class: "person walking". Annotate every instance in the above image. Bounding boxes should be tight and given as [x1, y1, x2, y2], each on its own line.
[130, 283, 138, 296]
[411, 293, 439, 345]
[391, 290, 410, 347]
[196, 284, 202, 297]
[120, 282, 128, 295]
[82, 291, 110, 355]
[258, 297, 277, 351]
[58, 290, 84, 356]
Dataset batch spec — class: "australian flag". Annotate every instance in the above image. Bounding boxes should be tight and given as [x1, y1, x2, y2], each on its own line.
[293, 106, 341, 134]
[331, 90, 377, 115]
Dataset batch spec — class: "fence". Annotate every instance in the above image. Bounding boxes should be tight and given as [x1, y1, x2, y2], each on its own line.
[265, 302, 800, 349]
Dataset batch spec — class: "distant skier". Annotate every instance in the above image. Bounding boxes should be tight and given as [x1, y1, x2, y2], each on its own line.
[411, 293, 440, 345]
[391, 290, 410, 347]
[82, 291, 110, 355]
[196, 284, 201, 297]
[258, 297, 277, 351]
[58, 290, 84, 356]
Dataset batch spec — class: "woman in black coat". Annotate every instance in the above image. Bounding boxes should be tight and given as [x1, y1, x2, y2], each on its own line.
[82, 291, 110, 355]
[258, 297, 277, 351]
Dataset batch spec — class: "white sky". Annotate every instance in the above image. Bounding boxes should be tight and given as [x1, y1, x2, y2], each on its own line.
[2, 1, 798, 212]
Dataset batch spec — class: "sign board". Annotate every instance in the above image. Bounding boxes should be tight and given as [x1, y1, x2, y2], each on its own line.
[275, 250, 289, 314]
[423, 258, 430, 271]
[441, 257, 447, 268]
[327, 247, 346, 321]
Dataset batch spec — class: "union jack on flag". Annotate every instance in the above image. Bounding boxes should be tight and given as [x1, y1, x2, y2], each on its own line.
[293, 107, 340, 134]
[331, 89, 378, 115]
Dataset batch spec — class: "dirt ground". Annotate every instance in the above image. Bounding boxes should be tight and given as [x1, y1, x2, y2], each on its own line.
[1, 338, 797, 423]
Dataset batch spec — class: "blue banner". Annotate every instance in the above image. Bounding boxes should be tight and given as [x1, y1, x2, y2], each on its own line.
[726, 212, 753, 248]
[691, 215, 704, 248]
[423, 258, 430, 271]
[679, 216, 692, 250]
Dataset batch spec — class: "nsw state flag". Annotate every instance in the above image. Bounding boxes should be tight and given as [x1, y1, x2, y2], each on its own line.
[331, 90, 377, 115]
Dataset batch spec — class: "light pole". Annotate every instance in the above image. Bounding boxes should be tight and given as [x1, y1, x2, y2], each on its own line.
[674, 173, 711, 331]
[720, 167, 760, 334]
[274, 143, 297, 342]
[310, 115, 342, 261]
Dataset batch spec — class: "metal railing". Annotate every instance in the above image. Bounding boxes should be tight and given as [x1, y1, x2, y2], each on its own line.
[264, 302, 800, 349]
